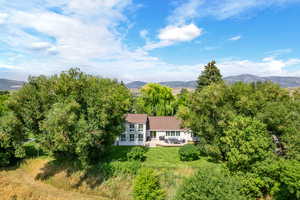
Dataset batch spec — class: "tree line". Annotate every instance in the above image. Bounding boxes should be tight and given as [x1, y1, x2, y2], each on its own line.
[177, 61, 300, 200]
[0, 62, 299, 199]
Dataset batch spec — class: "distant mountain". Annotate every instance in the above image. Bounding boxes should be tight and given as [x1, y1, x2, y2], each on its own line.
[0, 79, 25, 90]
[126, 74, 300, 89]
[126, 81, 147, 89]
[224, 74, 300, 88]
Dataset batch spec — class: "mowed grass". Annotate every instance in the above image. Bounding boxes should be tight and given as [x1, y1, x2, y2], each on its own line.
[143, 147, 213, 168]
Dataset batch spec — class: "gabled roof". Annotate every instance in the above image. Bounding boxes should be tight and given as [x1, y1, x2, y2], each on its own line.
[148, 116, 185, 131]
[125, 114, 148, 124]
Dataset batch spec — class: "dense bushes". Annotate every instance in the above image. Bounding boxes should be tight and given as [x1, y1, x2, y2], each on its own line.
[5, 68, 132, 168]
[235, 158, 300, 199]
[127, 146, 147, 161]
[178, 144, 200, 161]
[220, 116, 273, 171]
[175, 167, 248, 200]
[179, 62, 300, 199]
[98, 161, 141, 178]
[133, 168, 165, 200]
[0, 112, 26, 167]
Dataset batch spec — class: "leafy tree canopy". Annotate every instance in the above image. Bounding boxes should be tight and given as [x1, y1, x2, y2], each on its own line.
[136, 83, 176, 116]
[220, 116, 273, 171]
[0, 112, 25, 166]
[0, 91, 9, 117]
[7, 68, 132, 167]
[175, 167, 248, 200]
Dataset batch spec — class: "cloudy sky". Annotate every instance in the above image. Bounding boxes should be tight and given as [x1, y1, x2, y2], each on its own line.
[0, 0, 300, 82]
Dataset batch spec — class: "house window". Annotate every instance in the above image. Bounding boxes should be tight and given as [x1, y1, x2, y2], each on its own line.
[120, 134, 126, 141]
[176, 131, 180, 136]
[129, 123, 135, 132]
[166, 131, 171, 136]
[171, 131, 175, 136]
[138, 134, 143, 141]
[138, 124, 143, 132]
[150, 131, 156, 138]
[130, 134, 135, 141]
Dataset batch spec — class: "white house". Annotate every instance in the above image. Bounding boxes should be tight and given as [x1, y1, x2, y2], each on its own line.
[116, 114, 198, 147]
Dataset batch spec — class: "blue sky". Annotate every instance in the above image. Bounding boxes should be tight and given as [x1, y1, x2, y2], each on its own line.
[0, 0, 300, 81]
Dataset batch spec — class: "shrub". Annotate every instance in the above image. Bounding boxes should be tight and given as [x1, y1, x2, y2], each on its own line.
[219, 116, 273, 171]
[127, 146, 147, 161]
[0, 112, 26, 167]
[133, 168, 165, 200]
[178, 144, 200, 161]
[110, 161, 141, 176]
[234, 157, 300, 199]
[97, 161, 141, 179]
[175, 167, 248, 200]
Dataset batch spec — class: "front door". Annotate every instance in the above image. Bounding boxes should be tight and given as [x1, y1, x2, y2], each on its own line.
[150, 131, 156, 139]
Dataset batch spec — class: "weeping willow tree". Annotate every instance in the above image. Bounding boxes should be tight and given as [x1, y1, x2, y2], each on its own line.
[136, 83, 176, 116]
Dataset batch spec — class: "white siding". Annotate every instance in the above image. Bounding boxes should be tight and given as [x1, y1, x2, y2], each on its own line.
[147, 130, 194, 141]
[116, 122, 146, 146]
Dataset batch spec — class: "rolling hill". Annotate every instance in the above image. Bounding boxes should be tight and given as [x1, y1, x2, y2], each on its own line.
[0, 79, 24, 90]
[2, 75, 300, 91]
[126, 74, 300, 89]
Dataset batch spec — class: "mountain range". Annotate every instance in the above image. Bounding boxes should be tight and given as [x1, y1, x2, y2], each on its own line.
[126, 74, 300, 89]
[0, 79, 25, 90]
[1, 74, 300, 91]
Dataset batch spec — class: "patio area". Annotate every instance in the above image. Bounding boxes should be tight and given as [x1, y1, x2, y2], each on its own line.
[145, 137, 188, 147]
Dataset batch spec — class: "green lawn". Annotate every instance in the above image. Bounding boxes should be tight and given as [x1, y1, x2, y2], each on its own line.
[143, 147, 214, 169]
[108, 146, 218, 169]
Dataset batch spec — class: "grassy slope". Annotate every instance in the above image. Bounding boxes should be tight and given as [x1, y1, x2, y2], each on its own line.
[0, 147, 220, 200]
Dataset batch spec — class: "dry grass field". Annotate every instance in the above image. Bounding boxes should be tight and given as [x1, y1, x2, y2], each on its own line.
[0, 147, 215, 200]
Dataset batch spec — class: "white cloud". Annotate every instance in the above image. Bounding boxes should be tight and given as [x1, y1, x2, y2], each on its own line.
[219, 56, 300, 77]
[266, 48, 293, 56]
[168, 0, 204, 24]
[1, 1, 300, 82]
[139, 29, 148, 39]
[0, 13, 8, 24]
[229, 35, 242, 41]
[158, 24, 202, 42]
[144, 23, 203, 50]
[29, 42, 52, 50]
[168, 0, 300, 21]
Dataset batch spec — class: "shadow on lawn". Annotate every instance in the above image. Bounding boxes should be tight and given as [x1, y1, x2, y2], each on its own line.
[35, 146, 140, 189]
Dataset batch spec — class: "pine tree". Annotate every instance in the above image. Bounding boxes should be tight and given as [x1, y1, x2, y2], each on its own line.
[196, 61, 223, 91]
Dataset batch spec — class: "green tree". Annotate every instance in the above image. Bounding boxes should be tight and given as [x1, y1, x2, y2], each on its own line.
[0, 91, 9, 117]
[257, 101, 300, 160]
[7, 68, 132, 167]
[133, 168, 165, 200]
[180, 82, 292, 160]
[0, 112, 26, 166]
[196, 61, 223, 91]
[176, 88, 190, 108]
[237, 157, 300, 199]
[136, 83, 176, 116]
[175, 167, 248, 200]
[220, 116, 273, 171]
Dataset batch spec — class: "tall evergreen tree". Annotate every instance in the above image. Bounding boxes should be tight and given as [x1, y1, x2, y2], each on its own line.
[196, 61, 223, 91]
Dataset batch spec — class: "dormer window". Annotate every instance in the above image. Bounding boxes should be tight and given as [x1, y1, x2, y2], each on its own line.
[129, 123, 135, 132]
